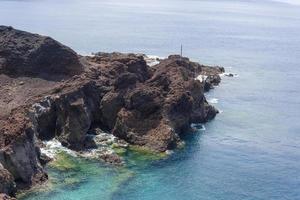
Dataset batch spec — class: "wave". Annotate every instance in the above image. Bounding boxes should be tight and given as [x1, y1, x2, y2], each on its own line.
[220, 72, 239, 78]
[190, 123, 206, 131]
[144, 55, 164, 67]
[40, 139, 77, 159]
[207, 98, 219, 104]
[41, 132, 128, 164]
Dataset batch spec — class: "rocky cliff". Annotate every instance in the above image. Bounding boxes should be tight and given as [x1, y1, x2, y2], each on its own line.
[0, 26, 224, 198]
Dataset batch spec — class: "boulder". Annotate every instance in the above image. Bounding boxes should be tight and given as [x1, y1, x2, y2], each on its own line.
[114, 72, 138, 89]
[0, 26, 83, 78]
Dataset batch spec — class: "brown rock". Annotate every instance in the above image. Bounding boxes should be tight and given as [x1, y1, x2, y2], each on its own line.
[0, 164, 16, 197]
[0, 26, 83, 78]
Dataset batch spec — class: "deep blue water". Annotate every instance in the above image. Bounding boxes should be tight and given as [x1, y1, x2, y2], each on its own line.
[1, 0, 300, 199]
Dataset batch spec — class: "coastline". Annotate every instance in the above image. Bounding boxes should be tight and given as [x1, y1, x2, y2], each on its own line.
[0, 26, 224, 199]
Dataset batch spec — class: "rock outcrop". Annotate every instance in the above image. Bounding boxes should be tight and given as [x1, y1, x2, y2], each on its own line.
[0, 26, 83, 78]
[0, 109, 47, 192]
[0, 163, 15, 196]
[0, 26, 224, 197]
[28, 54, 223, 152]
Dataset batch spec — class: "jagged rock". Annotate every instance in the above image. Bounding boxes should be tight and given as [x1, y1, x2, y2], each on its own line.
[127, 87, 161, 115]
[30, 96, 57, 140]
[39, 153, 52, 166]
[0, 164, 16, 197]
[82, 135, 97, 149]
[28, 53, 221, 152]
[56, 95, 92, 150]
[0, 26, 83, 78]
[114, 72, 138, 89]
[29, 81, 103, 150]
[109, 55, 221, 151]
[99, 92, 124, 130]
[204, 75, 221, 92]
[0, 113, 47, 187]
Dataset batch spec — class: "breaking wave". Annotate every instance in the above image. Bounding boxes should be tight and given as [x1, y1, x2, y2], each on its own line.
[40, 139, 77, 159]
[144, 55, 164, 67]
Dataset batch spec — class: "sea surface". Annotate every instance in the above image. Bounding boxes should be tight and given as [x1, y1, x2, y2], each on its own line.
[1, 0, 300, 199]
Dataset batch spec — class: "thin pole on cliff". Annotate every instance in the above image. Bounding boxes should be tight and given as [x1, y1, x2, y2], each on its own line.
[180, 44, 183, 57]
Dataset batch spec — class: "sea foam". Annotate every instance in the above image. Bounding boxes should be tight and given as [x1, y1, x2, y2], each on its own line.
[40, 139, 77, 159]
[190, 123, 206, 131]
[220, 72, 239, 78]
[144, 55, 164, 67]
[207, 98, 219, 104]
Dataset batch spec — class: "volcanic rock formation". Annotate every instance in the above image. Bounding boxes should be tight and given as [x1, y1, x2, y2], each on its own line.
[0, 26, 224, 197]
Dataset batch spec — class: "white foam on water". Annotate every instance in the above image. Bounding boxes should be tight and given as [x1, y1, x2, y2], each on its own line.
[220, 72, 239, 78]
[79, 132, 127, 160]
[201, 125, 206, 131]
[190, 123, 206, 131]
[40, 139, 77, 159]
[92, 132, 116, 146]
[165, 150, 174, 155]
[40, 131, 129, 162]
[80, 147, 115, 160]
[77, 51, 95, 57]
[144, 55, 164, 67]
[207, 98, 219, 104]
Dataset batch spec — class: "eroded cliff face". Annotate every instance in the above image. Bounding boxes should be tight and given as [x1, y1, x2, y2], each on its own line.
[28, 53, 223, 152]
[0, 109, 47, 195]
[0, 26, 224, 197]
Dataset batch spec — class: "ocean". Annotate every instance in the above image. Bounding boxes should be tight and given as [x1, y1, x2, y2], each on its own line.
[0, 0, 300, 199]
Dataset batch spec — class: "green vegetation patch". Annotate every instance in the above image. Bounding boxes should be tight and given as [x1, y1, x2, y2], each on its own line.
[49, 151, 79, 171]
[128, 145, 167, 161]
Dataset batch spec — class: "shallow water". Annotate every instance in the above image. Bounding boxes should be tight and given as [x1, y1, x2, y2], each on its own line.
[1, 0, 300, 199]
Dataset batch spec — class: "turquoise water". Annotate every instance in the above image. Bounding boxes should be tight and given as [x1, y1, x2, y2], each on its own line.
[1, 0, 300, 199]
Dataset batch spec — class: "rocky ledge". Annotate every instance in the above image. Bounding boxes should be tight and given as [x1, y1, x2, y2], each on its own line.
[0, 26, 224, 198]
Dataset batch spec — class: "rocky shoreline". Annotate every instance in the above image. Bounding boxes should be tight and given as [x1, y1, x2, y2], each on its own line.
[0, 26, 224, 199]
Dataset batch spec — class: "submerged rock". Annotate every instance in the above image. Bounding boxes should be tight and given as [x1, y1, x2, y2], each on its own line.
[79, 130, 127, 165]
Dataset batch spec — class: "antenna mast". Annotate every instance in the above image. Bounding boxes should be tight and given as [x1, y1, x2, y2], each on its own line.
[180, 44, 183, 57]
